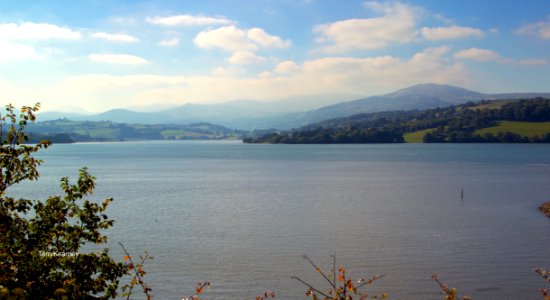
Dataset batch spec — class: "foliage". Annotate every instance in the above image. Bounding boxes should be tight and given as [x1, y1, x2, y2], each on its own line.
[244, 127, 404, 144]
[0, 104, 126, 299]
[539, 201, 550, 218]
[119, 243, 153, 300]
[431, 274, 471, 300]
[292, 255, 387, 300]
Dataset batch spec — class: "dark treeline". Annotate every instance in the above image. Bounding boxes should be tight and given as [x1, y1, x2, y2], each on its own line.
[244, 98, 550, 144]
[245, 127, 404, 144]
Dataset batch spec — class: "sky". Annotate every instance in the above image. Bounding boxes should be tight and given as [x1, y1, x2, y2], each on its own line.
[1, 0, 549, 113]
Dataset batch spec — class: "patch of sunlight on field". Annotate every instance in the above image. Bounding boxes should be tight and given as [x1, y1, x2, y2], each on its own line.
[403, 128, 435, 143]
[476, 121, 550, 137]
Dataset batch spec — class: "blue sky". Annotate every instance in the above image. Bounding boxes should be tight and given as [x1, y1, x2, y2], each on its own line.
[1, 0, 549, 113]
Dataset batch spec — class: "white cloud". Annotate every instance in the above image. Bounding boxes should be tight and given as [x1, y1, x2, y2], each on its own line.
[158, 38, 180, 46]
[211, 66, 243, 77]
[194, 26, 256, 51]
[274, 60, 300, 74]
[0, 41, 41, 61]
[247, 28, 291, 48]
[0, 46, 471, 113]
[194, 25, 290, 53]
[421, 26, 483, 40]
[228, 51, 266, 64]
[146, 14, 233, 26]
[454, 48, 500, 61]
[314, 2, 419, 52]
[454, 48, 547, 66]
[89, 54, 148, 65]
[515, 16, 550, 39]
[0, 22, 81, 40]
[92, 32, 139, 43]
[33, 47, 466, 111]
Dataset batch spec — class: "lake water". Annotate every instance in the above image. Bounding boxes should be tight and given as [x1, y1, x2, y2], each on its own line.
[8, 141, 550, 299]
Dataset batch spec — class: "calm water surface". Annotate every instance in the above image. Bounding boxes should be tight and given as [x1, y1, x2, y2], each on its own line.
[9, 141, 550, 299]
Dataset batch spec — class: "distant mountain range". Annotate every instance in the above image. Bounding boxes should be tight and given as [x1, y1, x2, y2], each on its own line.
[37, 83, 550, 130]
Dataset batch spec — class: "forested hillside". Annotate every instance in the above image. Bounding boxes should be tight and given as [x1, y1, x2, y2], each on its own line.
[244, 98, 550, 144]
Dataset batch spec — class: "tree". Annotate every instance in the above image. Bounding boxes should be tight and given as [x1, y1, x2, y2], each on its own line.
[0, 104, 126, 300]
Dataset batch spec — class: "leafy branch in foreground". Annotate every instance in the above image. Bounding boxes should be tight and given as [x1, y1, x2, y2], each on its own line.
[0, 104, 125, 299]
[119, 243, 153, 300]
[431, 274, 471, 300]
[292, 255, 386, 300]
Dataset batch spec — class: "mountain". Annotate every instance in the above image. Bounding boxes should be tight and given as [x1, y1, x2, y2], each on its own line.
[295, 84, 486, 126]
[36, 93, 359, 130]
[37, 84, 550, 130]
[385, 83, 484, 103]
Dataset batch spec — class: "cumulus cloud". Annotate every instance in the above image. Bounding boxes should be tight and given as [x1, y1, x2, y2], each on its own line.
[274, 60, 300, 74]
[314, 1, 418, 52]
[515, 16, 550, 39]
[421, 26, 484, 40]
[247, 28, 291, 48]
[195, 26, 256, 51]
[92, 32, 139, 43]
[0, 22, 81, 40]
[89, 54, 148, 65]
[228, 51, 266, 64]
[194, 25, 290, 52]
[0, 41, 40, 61]
[454, 48, 500, 61]
[454, 47, 547, 66]
[146, 14, 233, 26]
[158, 38, 179, 46]
[25, 47, 466, 111]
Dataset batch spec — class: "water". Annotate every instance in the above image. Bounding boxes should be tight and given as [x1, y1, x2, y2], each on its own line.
[7, 141, 550, 299]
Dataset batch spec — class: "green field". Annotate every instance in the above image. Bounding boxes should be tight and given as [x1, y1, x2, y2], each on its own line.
[403, 128, 435, 143]
[160, 130, 214, 139]
[476, 121, 550, 137]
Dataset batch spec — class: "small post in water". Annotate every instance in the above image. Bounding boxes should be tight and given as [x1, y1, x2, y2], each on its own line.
[461, 188, 464, 200]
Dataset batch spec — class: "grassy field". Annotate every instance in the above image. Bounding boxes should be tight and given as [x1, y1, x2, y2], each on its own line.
[160, 130, 215, 139]
[403, 128, 435, 143]
[476, 121, 550, 137]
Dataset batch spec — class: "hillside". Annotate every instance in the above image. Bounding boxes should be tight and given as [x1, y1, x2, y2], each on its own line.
[244, 98, 550, 144]
[27, 120, 247, 142]
[37, 93, 359, 130]
[37, 83, 550, 130]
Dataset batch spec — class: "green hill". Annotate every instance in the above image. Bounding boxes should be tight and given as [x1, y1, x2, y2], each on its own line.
[27, 120, 247, 142]
[245, 98, 550, 144]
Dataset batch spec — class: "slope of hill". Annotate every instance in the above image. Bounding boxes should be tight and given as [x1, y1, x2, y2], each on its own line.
[27, 120, 247, 142]
[296, 84, 550, 126]
[244, 98, 550, 144]
[36, 84, 550, 130]
[36, 93, 359, 130]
